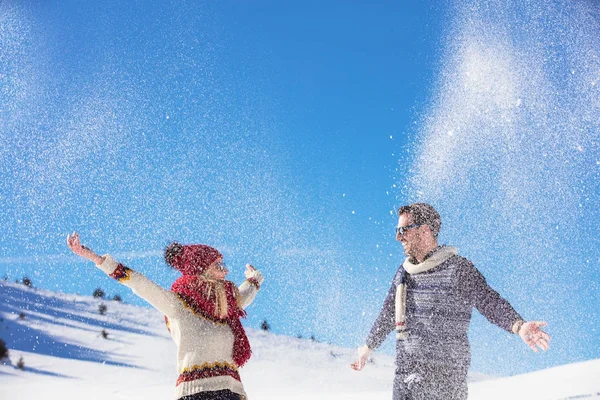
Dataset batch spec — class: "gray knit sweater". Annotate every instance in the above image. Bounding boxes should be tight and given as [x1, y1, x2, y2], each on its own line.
[366, 247, 522, 376]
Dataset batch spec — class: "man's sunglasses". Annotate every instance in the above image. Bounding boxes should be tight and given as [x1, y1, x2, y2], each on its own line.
[396, 224, 422, 236]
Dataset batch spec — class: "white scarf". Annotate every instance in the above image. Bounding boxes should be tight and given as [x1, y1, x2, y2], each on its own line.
[395, 246, 458, 339]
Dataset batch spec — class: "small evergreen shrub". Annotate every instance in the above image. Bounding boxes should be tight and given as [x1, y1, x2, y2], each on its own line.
[260, 320, 270, 332]
[0, 338, 8, 360]
[22, 276, 32, 287]
[93, 288, 105, 299]
[98, 304, 107, 315]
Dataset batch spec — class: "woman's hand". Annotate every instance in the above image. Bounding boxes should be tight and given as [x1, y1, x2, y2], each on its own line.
[244, 264, 256, 279]
[67, 232, 104, 264]
[244, 264, 264, 286]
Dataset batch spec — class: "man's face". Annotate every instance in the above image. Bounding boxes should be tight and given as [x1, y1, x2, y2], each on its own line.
[396, 213, 424, 257]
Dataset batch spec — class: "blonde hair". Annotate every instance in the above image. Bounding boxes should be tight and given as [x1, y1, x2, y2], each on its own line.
[198, 275, 242, 318]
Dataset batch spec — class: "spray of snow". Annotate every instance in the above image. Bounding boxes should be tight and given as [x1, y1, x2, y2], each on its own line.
[404, 0, 600, 375]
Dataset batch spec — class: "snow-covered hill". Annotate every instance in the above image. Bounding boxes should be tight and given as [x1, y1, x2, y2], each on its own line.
[1, 281, 598, 400]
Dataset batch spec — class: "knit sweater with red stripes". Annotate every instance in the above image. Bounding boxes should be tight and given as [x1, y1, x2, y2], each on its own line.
[96, 255, 262, 400]
[366, 247, 521, 377]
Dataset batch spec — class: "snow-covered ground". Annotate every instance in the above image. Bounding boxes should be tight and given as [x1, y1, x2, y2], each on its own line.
[1, 281, 598, 400]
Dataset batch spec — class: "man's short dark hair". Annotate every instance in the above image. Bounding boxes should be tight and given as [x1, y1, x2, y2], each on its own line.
[398, 203, 442, 238]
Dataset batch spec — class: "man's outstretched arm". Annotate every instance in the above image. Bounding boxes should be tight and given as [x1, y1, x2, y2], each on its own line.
[463, 261, 550, 352]
[351, 278, 397, 370]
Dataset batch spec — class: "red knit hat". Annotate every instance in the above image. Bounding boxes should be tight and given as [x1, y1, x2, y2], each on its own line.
[164, 242, 222, 276]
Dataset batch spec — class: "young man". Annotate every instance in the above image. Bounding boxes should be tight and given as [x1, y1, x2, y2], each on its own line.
[351, 203, 550, 400]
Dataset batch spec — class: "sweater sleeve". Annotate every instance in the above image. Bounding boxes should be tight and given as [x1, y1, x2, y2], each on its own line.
[96, 255, 178, 318]
[238, 270, 264, 309]
[365, 280, 397, 350]
[460, 260, 522, 333]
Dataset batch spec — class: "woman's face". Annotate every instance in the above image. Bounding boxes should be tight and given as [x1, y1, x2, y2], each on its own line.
[205, 257, 228, 280]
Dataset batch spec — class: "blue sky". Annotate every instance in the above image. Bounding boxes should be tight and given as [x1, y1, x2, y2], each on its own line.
[2, 0, 599, 377]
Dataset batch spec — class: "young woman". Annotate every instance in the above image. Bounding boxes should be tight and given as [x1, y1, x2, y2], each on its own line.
[67, 232, 264, 400]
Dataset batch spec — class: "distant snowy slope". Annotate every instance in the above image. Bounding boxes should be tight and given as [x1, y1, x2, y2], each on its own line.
[1, 281, 599, 400]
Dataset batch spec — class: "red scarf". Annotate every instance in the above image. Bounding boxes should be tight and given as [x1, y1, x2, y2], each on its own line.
[167, 275, 251, 367]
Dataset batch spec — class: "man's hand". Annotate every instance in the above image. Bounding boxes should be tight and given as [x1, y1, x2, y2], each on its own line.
[350, 344, 373, 371]
[519, 321, 551, 352]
